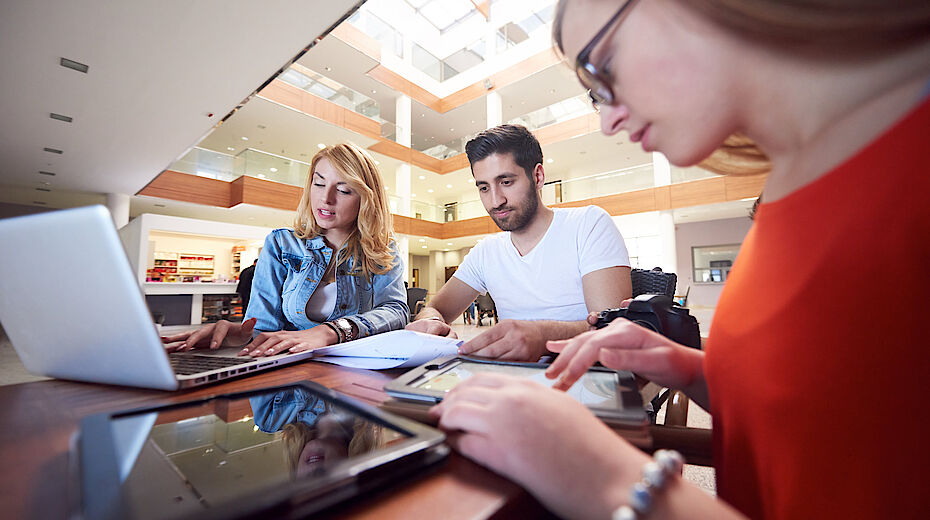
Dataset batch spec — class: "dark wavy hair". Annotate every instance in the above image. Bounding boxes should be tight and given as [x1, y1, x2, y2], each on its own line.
[465, 124, 543, 180]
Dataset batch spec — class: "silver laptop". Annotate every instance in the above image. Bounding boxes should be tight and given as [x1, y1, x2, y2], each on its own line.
[0, 205, 313, 390]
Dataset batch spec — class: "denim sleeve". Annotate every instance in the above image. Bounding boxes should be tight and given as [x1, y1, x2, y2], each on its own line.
[349, 245, 409, 338]
[245, 230, 292, 333]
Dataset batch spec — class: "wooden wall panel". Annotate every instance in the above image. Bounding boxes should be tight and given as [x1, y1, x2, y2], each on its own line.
[411, 151, 442, 172]
[440, 50, 563, 112]
[367, 65, 442, 112]
[724, 174, 767, 201]
[303, 94, 344, 127]
[555, 189, 659, 216]
[654, 186, 672, 210]
[344, 110, 382, 140]
[137, 171, 231, 207]
[394, 215, 444, 237]
[440, 84, 487, 112]
[441, 217, 497, 239]
[331, 23, 381, 61]
[369, 139, 414, 164]
[258, 81, 303, 111]
[232, 176, 302, 211]
[670, 177, 727, 207]
[536, 114, 597, 146]
[440, 153, 470, 174]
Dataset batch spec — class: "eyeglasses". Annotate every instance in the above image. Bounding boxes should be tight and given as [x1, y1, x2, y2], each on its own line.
[575, 0, 639, 107]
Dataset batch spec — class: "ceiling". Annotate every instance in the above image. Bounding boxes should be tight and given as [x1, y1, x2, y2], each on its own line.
[0, 0, 753, 251]
[0, 0, 361, 198]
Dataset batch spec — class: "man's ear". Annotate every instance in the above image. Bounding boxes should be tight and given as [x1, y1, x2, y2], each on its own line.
[533, 163, 546, 189]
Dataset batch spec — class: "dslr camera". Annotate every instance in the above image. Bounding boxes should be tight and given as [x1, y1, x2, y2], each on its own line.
[594, 294, 701, 349]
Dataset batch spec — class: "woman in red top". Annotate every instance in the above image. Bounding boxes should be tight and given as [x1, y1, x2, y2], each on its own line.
[431, 1, 930, 518]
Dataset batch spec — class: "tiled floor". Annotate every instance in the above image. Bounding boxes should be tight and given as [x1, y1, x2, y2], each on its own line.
[0, 319, 715, 493]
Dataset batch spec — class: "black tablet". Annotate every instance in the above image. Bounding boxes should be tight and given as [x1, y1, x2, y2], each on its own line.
[75, 382, 448, 520]
[384, 356, 647, 427]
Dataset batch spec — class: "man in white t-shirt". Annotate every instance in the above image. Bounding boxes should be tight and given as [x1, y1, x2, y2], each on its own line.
[406, 124, 632, 361]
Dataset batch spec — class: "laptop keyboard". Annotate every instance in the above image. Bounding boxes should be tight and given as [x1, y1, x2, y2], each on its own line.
[168, 353, 254, 375]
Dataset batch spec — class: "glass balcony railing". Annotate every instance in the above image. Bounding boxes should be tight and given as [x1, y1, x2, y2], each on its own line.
[279, 67, 383, 121]
[555, 164, 655, 202]
[508, 94, 594, 132]
[419, 136, 468, 159]
[347, 10, 403, 58]
[169, 147, 311, 188]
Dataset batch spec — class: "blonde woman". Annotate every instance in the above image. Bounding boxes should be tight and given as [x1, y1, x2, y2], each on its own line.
[163, 143, 407, 355]
[431, 1, 930, 519]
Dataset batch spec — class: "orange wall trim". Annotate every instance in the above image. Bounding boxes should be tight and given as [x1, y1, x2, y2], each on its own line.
[139, 171, 766, 240]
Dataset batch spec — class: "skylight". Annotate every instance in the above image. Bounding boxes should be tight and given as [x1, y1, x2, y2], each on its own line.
[406, 0, 476, 32]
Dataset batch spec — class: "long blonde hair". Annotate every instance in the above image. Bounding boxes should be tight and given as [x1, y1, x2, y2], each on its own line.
[281, 419, 383, 476]
[294, 143, 394, 279]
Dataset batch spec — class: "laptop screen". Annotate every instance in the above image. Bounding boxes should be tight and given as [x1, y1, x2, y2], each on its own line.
[80, 384, 421, 519]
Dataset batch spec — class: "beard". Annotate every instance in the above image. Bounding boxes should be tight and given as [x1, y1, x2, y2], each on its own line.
[489, 184, 539, 232]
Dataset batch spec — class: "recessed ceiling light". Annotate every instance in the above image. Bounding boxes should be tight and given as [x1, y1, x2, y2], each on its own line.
[421, 245, 428, 249]
[546, 158, 553, 163]
[324, 66, 332, 71]
[50, 113, 72, 123]
[411, 193, 417, 197]
[241, 136, 249, 141]
[427, 189, 434, 193]
[447, 242, 453, 245]
[257, 174, 266, 179]
[420, 114, 425, 117]
[418, 175, 425, 180]
[471, 120, 475, 124]
[375, 160, 380, 165]
[317, 143, 325, 149]
[38, 171, 56, 176]
[371, 89, 377, 94]
[59, 57, 89, 73]
[418, 238, 426, 242]
[43, 147, 63, 154]
[443, 249, 449, 252]
[269, 167, 278, 172]
[467, 178, 474, 183]
[446, 184, 452, 188]
[549, 89, 556, 94]
[449, 128, 454, 132]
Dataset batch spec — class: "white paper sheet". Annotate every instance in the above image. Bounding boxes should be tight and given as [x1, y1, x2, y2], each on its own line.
[310, 329, 461, 370]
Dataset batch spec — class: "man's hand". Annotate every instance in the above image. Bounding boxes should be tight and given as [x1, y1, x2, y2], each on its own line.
[459, 319, 547, 361]
[405, 318, 458, 339]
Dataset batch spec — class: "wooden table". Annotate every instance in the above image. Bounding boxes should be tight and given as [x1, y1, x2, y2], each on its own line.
[0, 363, 554, 519]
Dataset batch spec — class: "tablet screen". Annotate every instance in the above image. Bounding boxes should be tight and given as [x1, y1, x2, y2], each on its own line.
[92, 386, 411, 519]
[416, 360, 620, 409]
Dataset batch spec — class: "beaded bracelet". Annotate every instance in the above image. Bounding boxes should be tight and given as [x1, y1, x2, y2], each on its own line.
[612, 450, 685, 520]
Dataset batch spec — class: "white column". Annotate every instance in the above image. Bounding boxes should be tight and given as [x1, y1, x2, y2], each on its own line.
[652, 152, 678, 275]
[395, 94, 413, 284]
[486, 91, 502, 128]
[106, 193, 130, 228]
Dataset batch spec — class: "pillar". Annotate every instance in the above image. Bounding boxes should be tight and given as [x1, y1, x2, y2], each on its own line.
[652, 152, 678, 275]
[106, 193, 130, 229]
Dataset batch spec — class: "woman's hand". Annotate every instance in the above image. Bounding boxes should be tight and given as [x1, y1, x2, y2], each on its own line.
[239, 324, 339, 357]
[162, 318, 256, 353]
[545, 318, 705, 393]
[429, 373, 648, 519]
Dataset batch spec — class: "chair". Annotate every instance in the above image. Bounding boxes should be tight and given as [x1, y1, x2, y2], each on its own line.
[629, 268, 698, 428]
[406, 287, 427, 322]
[475, 294, 498, 326]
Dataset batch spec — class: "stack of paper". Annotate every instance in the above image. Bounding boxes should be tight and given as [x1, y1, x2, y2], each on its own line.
[309, 329, 462, 369]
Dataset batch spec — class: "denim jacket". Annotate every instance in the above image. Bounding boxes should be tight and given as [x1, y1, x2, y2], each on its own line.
[250, 388, 327, 433]
[245, 229, 408, 337]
